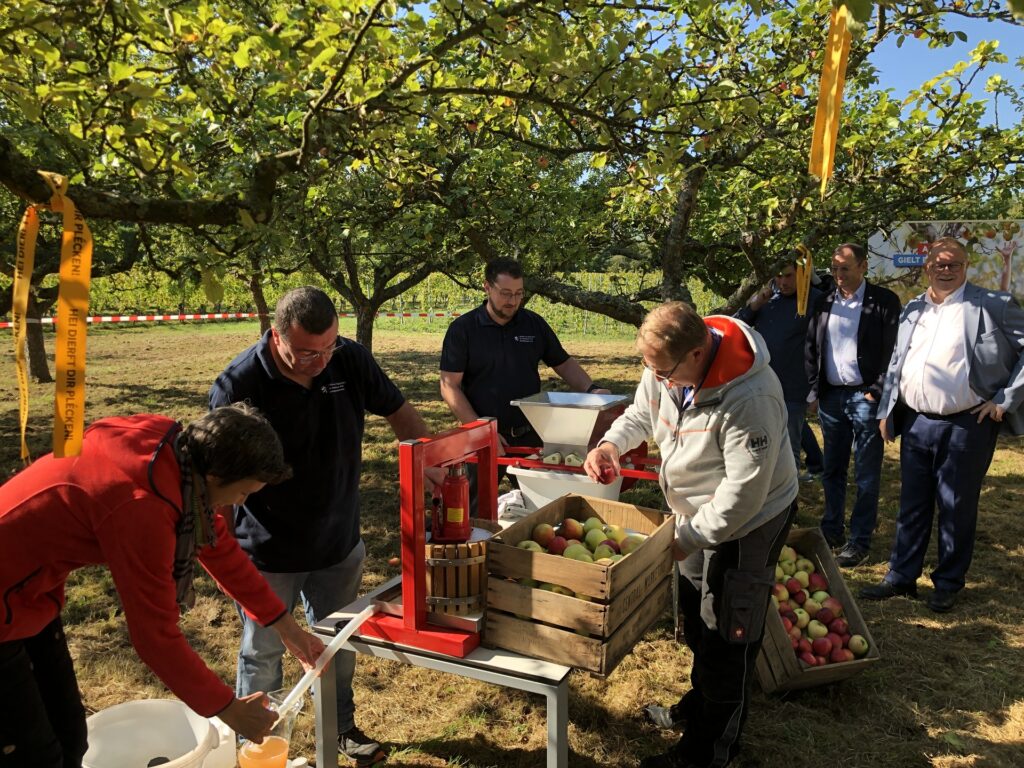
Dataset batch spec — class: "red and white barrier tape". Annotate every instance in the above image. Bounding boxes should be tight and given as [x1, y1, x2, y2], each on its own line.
[0, 310, 465, 329]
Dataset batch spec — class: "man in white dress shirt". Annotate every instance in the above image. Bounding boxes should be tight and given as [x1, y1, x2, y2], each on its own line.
[861, 238, 1024, 612]
[805, 244, 901, 567]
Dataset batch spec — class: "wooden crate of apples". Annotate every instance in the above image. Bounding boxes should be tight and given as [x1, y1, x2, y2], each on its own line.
[755, 527, 880, 693]
[485, 494, 673, 676]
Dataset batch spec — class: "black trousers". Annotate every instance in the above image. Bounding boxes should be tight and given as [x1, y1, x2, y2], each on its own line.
[466, 427, 542, 516]
[0, 617, 88, 768]
[670, 502, 796, 767]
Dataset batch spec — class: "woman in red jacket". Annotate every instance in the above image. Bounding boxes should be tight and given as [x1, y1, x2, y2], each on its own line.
[0, 404, 325, 768]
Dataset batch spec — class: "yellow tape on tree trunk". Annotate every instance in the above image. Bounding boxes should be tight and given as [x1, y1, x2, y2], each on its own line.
[808, 4, 852, 199]
[13, 207, 40, 463]
[11, 172, 94, 459]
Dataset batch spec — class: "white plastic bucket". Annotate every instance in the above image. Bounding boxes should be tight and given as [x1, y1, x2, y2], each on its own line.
[82, 699, 218, 768]
[507, 465, 623, 511]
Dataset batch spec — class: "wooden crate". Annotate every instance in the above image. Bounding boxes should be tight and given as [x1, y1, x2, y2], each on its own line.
[755, 527, 881, 693]
[484, 494, 674, 676]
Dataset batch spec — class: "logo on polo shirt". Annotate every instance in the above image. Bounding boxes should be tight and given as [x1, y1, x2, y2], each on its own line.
[514, 335, 535, 343]
[321, 382, 347, 394]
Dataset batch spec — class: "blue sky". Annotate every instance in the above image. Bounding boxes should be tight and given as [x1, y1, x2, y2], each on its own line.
[869, 16, 1023, 125]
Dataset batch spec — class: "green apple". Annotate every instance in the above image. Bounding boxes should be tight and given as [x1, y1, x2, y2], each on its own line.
[793, 570, 810, 588]
[795, 557, 816, 574]
[593, 544, 617, 560]
[604, 524, 628, 544]
[563, 543, 589, 559]
[583, 516, 605, 533]
[517, 540, 544, 552]
[848, 634, 869, 657]
[620, 535, 646, 554]
[585, 528, 608, 551]
[779, 559, 797, 576]
[779, 545, 798, 562]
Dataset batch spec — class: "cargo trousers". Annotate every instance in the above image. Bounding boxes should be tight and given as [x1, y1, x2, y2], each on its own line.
[668, 501, 796, 767]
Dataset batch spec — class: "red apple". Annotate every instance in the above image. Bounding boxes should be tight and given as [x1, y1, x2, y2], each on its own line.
[788, 626, 802, 643]
[772, 583, 790, 602]
[532, 523, 556, 547]
[785, 578, 803, 596]
[791, 589, 807, 606]
[815, 607, 835, 626]
[798, 638, 812, 655]
[826, 632, 843, 651]
[811, 637, 832, 656]
[808, 572, 829, 591]
[598, 539, 621, 554]
[814, 655, 828, 666]
[821, 597, 844, 618]
[830, 648, 855, 663]
[790, 634, 800, 649]
[799, 651, 817, 667]
[840, 633, 852, 648]
[828, 618, 849, 636]
[559, 518, 585, 541]
[781, 609, 798, 625]
[781, 616, 793, 632]
[546, 536, 568, 556]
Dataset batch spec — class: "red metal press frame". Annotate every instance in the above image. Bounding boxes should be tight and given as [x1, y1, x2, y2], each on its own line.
[357, 418, 499, 657]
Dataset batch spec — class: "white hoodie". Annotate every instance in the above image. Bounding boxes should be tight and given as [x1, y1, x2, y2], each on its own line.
[602, 316, 798, 555]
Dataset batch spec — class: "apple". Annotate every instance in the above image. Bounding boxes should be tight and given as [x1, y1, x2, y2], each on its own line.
[810, 590, 831, 603]
[583, 517, 605, 534]
[609, 554, 624, 562]
[604, 524, 629, 544]
[814, 655, 828, 667]
[780, 609, 798, 625]
[584, 528, 608, 551]
[785, 578, 803, 596]
[793, 570, 810, 589]
[559, 518, 585, 541]
[532, 523, 556, 548]
[574, 591, 592, 601]
[517, 540, 544, 552]
[797, 638, 812, 655]
[563, 543, 589, 560]
[826, 632, 843, 651]
[811, 637, 832, 657]
[821, 597, 844, 618]
[793, 608, 810, 629]
[815, 607, 834, 626]
[795, 558, 815, 575]
[779, 545, 798, 562]
[840, 633, 851, 648]
[788, 625, 802, 643]
[828, 618, 849, 636]
[799, 651, 817, 667]
[790, 634, 800, 650]
[598, 539, 621, 554]
[620, 535, 646, 555]
[806, 620, 828, 639]
[848, 635, 869, 657]
[808, 573, 829, 592]
[791, 589, 807, 606]
[779, 559, 797, 576]
[781, 616, 793, 632]
[593, 544, 617, 560]
[547, 536, 568, 556]
[775, 564, 785, 581]
[803, 598, 821, 618]
[518, 577, 538, 588]
[595, 557, 615, 565]
[830, 648, 855, 664]
[786, 599, 801, 611]
[773, 583, 790, 602]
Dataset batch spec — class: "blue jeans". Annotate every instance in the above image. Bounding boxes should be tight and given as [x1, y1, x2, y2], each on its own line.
[885, 410, 999, 593]
[817, 388, 883, 551]
[236, 540, 365, 732]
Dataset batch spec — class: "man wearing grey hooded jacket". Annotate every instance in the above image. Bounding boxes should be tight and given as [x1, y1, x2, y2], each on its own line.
[585, 301, 798, 768]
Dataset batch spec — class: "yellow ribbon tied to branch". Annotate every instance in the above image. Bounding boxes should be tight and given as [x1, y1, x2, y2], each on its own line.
[808, 4, 852, 199]
[13, 172, 94, 460]
[795, 243, 814, 317]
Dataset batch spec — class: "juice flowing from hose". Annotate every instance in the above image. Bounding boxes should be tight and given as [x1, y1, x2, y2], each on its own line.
[238, 735, 289, 768]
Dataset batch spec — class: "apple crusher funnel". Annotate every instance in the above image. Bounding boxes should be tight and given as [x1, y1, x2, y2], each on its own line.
[507, 392, 630, 509]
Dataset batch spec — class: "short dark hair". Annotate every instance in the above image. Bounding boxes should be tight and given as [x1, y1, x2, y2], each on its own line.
[485, 258, 523, 284]
[184, 404, 292, 484]
[273, 287, 337, 335]
[833, 243, 867, 264]
[778, 259, 798, 273]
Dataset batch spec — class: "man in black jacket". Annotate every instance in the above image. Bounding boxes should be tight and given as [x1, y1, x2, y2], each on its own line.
[806, 243, 901, 567]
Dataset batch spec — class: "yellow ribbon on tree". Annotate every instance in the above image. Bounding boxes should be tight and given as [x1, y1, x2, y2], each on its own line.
[12, 172, 94, 459]
[808, 4, 852, 199]
[795, 243, 814, 317]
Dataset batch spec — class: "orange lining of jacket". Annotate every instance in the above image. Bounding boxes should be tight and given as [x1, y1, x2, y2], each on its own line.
[702, 317, 754, 390]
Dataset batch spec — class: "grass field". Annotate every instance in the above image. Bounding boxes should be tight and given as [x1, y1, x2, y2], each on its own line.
[1, 322, 1022, 767]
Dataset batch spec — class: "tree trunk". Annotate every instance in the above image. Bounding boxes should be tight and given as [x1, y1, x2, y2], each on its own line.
[355, 304, 375, 351]
[248, 273, 272, 335]
[26, 292, 53, 383]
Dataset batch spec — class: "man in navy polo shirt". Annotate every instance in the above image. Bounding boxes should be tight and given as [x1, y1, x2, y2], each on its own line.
[210, 286, 435, 767]
[439, 258, 607, 504]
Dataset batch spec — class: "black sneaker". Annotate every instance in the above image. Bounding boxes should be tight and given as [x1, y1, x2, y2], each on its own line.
[339, 726, 387, 767]
[834, 543, 868, 568]
[859, 581, 918, 600]
[643, 704, 683, 731]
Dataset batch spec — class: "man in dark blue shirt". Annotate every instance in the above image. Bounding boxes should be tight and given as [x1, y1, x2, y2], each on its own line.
[439, 258, 607, 498]
[210, 286, 435, 767]
[736, 260, 824, 481]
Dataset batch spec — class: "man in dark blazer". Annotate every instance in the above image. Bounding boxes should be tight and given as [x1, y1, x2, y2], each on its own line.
[805, 243, 901, 567]
[861, 238, 1024, 612]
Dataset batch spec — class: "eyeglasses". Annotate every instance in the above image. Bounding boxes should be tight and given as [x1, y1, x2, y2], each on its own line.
[283, 337, 342, 363]
[930, 261, 965, 273]
[488, 284, 526, 301]
[642, 356, 683, 383]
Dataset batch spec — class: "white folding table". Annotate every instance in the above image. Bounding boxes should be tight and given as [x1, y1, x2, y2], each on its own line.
[311, 576, 571, 768]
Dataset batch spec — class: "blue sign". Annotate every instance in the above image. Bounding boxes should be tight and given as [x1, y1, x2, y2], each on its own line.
[893, 253, 927, 267]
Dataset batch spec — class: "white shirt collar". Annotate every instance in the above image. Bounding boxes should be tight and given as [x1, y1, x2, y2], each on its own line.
[925, 281, 967, 307]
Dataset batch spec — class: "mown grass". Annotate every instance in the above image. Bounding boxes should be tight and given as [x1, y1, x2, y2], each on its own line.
[1, 323, 1022, 767]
